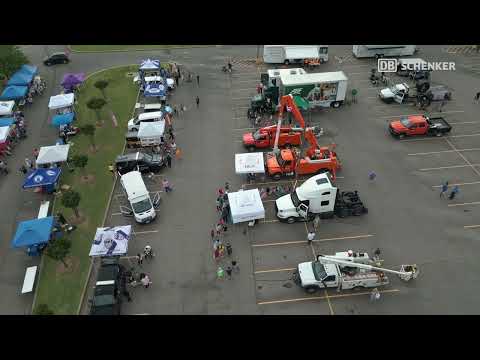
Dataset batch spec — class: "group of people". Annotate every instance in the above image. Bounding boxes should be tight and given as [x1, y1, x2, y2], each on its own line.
[216, 184, 231, 225]
[0, 111, 28, 175]
[440, 181, 459, 200]
[259, 185, 291, 199]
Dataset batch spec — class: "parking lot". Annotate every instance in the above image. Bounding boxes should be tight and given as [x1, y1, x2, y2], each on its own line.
[82, 45, 480, 314]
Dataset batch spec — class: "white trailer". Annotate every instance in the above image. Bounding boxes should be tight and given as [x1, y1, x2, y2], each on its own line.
[263, 45, 329, 64]
[352, 45, 416, 58]
[279, 71, 348, 108]
[293, 250, 418, 293]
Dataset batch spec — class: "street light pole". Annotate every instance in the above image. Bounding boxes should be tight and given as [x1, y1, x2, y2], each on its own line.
[256, 45, 261, 65]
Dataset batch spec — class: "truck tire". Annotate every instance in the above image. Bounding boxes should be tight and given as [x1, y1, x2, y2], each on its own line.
[287, 217, 296, 224]
[247, 145, 256, 152]
[284, 60, 290, 65]
[398, 133, 405, 140]
[435, 131, 444, 137]
[331, 101, 341, 108]
[444, 93, 451, 100]
[305, 286, 318, 294]
[273, 173, 282, 181]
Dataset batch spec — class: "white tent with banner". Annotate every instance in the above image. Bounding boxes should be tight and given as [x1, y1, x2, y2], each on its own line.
[227, 189, 265, 224]
[48, 93, 75, 110]
[138, 121, 165, 146]
[89, 225, 132, 257]
[235, 152, 265, 174]
[36, 144, 70, 166]
[0, 101, 15, 116]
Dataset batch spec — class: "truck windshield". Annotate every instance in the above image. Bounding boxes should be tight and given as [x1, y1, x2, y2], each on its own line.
[141, 153, 153, 163]
[253, 130, 262, 140]
[290, 190, 301, 207]
[312, 262, 327, 281]
[400, 117, 412, 128]
[132, 198, 152, 214]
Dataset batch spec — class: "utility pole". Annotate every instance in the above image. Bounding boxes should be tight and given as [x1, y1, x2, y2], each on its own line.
[256, 45, 261, 65]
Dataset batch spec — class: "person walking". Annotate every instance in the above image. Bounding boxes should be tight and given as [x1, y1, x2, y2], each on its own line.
[196, 74, 200, 86]
[216, 197, 221, 212]
[211, 229, 215, 240]
[144, 245, 155, 259]
[475, 91, 480, 102]
[438, 100, 446, 112]
[216, 223, 223, 236]
[165, 152, 172, 168]
[108, 163, 115, 176]
[216, 266, 224, 280]
[0, 160, 8, 175]
[307, 232, 315, 244]
[141, 274, 152, 288]
[231, 260, 240, 274]
[368, 171, 377, 181]
[313, 215, 320, 231]
[370, 287, 381, 303]
[19, 165, 28, 175]
[25, 157, 33, 169]
[162, 178, 173, 192]
[180, 104, 184, 116]
[175, 147, 182, 160]
[225, 181, 230, 192]
[226, 242, 232, 257]
[136, 253, 144, 266]
[196, 96, 200, 108]
[440, 181, 449, 198]
[33, 148, 39, 159]
[168, 128, 175, 142]
[173, 106, 178, 116]
[449, 185, 459, 200]
[214, 247, 221, 262]
[213, 238, 221, 250]
[56, 212, 67, 225]
[226, 266, 233, 280]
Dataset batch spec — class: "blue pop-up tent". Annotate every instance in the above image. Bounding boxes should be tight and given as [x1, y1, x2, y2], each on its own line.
[0, 118, 15, 127]
[22, 168, 62, 190]
[7, 70, 34, 86]
[11, 216, 54, 249]
[51, 112, 75, 126]
[20, 64, 38, 76]
[144, 83, 166, 97]
[0, 85, 28, 101]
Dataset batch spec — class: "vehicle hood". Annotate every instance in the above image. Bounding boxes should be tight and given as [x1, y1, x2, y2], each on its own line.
[380, 88, 394, 98]
[298, 262, 316, 285]
[266, 153, 279, 172]
[390, 120, 408, 132]
[152, 154, 164, 164]
[243, 132, 255, 145]
[127, 118, 134, 127]
[276, 194, 295, 212]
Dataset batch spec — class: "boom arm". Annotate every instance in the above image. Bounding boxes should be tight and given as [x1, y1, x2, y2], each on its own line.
[273, 95, 307, 153]
[318, 254, 415, 280]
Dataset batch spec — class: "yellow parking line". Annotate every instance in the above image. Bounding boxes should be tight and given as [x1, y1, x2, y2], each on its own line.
[449, 201, 480, 207]
[254, 267, 296, 274]
[252, 234, 374, 247]
[257, 289, 400, 305]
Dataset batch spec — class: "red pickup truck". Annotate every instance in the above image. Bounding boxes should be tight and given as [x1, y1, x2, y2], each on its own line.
[388, 115, 452, 139]
[243, 125, 302, 151]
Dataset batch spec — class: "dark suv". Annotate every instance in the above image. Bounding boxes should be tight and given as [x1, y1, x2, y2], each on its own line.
[115, 152, 164, 175]
[43, 52, 70, 66]
[89, 258, 125, 316]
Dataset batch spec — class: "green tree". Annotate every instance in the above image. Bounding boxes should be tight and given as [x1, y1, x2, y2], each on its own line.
[0, 45, 29, 78]
[86, 97, 107, 123]
[33, 303, 54, 315]
[46, 236, 72, 268]
[72, 154, 89, 175]
[80, 123, 96, 149]
[61, 190, 81, 218]
[94, 79, 109, 99]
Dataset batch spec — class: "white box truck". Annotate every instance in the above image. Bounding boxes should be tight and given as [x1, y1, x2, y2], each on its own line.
[352, 45, 416, 58]
[278, 71, 348, 108]
[120, 171, 160, 224]
[275, 173, 368, 223]
[263, 45, 328, 64]
[128, 111, 163, 132]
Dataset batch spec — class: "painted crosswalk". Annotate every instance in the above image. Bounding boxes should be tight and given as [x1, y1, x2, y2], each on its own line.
[334, 54, 355, 64]
[443, 45, 479, 55]
[230, 57, 267, 71]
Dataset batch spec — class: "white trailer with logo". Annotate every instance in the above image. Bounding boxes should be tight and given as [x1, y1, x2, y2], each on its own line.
[353, 45, 416, 59]
[263, 45, 329, 65]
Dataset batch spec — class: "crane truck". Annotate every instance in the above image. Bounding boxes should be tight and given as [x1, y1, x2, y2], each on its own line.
[265, 94, 340, 180]
[293, 250, 418, 294]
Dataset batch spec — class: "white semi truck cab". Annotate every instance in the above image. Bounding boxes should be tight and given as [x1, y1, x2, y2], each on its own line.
[275, 173, 368, 223]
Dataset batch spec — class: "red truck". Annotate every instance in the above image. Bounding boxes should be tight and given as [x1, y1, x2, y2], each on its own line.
[243, 125, 302, 151]
[388, 115, 452, 139]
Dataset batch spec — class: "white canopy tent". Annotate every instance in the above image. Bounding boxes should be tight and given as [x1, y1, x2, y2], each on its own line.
[235, 152, 265, 174]
[138, 121, 165, 146]
[36, 144, 70, 166]
[0, 101, 15, 116]
[48, 93, 75, 110]
[227, 189, 265, 224]
[0, 126, 9, 142]
[89, 225, 132, 257]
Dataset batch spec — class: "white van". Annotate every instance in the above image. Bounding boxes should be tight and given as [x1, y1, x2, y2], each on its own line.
[120, 171, 160, 224]
[263, 45, 328, 65]
[352, 45, 416, 58]
[128, 111, 163, 132]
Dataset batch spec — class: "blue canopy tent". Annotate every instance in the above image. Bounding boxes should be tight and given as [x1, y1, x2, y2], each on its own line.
[144, 83, 166, 98]
[22, 168, 62, 193]
[51, 112, 75, 127]
[20, 64, 38, 76]
[11, 216, 55, 256]
[0, 85, 28, 101]
[0, 118, 15, 127]
[7, 70, 34, 86]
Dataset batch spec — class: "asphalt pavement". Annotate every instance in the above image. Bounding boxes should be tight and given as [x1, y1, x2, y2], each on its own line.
[3, 45, 480, 314]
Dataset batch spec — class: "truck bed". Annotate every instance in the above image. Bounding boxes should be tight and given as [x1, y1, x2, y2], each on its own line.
[427, 117, 452, 131]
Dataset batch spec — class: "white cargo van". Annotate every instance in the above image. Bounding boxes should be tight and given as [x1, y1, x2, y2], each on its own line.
[263, 45, 328, 64]
[120, 171, 160, 224]
[352, 45, 416, 58]
[128, 111, 163, 132]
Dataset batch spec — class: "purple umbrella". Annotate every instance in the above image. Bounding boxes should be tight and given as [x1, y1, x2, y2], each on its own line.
[61, 73, 85, 91]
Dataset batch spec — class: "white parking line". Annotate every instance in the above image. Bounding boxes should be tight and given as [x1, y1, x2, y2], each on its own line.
[419, 164, 480, 171]
[261, 219, 280, 224]
[380, 110, 465, 119]
[408, 148, 480, 156]
[445, 138, 480, 178]
[251, 234, 374, 247]
[448, 121, 479, 125]
[432, 181, 480, 188]
[464, 225, 480, 229]
[400, 133, 480, 143]
[133, 230, 159, 235]
[254, 267, 296, 274]
[448, 201, 480, 207]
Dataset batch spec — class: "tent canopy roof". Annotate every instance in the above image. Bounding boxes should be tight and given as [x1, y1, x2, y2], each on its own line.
[22, 168, 62, 189]
[7, 70, 34, 86]
[11, 216, 54, 248]
[235, 152, 265, 174]
[48, 93, 74, 109]
[36, 144, 70, 165]
[20, 64, 38, 76]
[0, 118, 15, 127]
[0, 85, 28, 101]
[139, 59, 160, 70]
[138, 121, 165, 138]
[0, 126, 10, 142]
[0, 100, 15, 116]
[52, 112, 75, 126]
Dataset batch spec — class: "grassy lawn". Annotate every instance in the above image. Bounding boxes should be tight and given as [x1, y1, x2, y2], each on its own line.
[33, 65, 139, 314]
[71, 45, 205, 52]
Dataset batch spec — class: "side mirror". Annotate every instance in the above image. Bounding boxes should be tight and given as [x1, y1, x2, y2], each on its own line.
[153, 199, 161, 209]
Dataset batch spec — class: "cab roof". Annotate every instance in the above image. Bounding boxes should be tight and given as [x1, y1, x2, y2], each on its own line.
[280, 149, 295, 161]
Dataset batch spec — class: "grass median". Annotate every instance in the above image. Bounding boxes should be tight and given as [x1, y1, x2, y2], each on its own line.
[33, 65, 138, 314]
[71, 45, 205, 52]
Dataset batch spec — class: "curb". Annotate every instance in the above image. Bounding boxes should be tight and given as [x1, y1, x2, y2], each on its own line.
[70, 45, 215, 54]
[77, 73, 141, 315]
